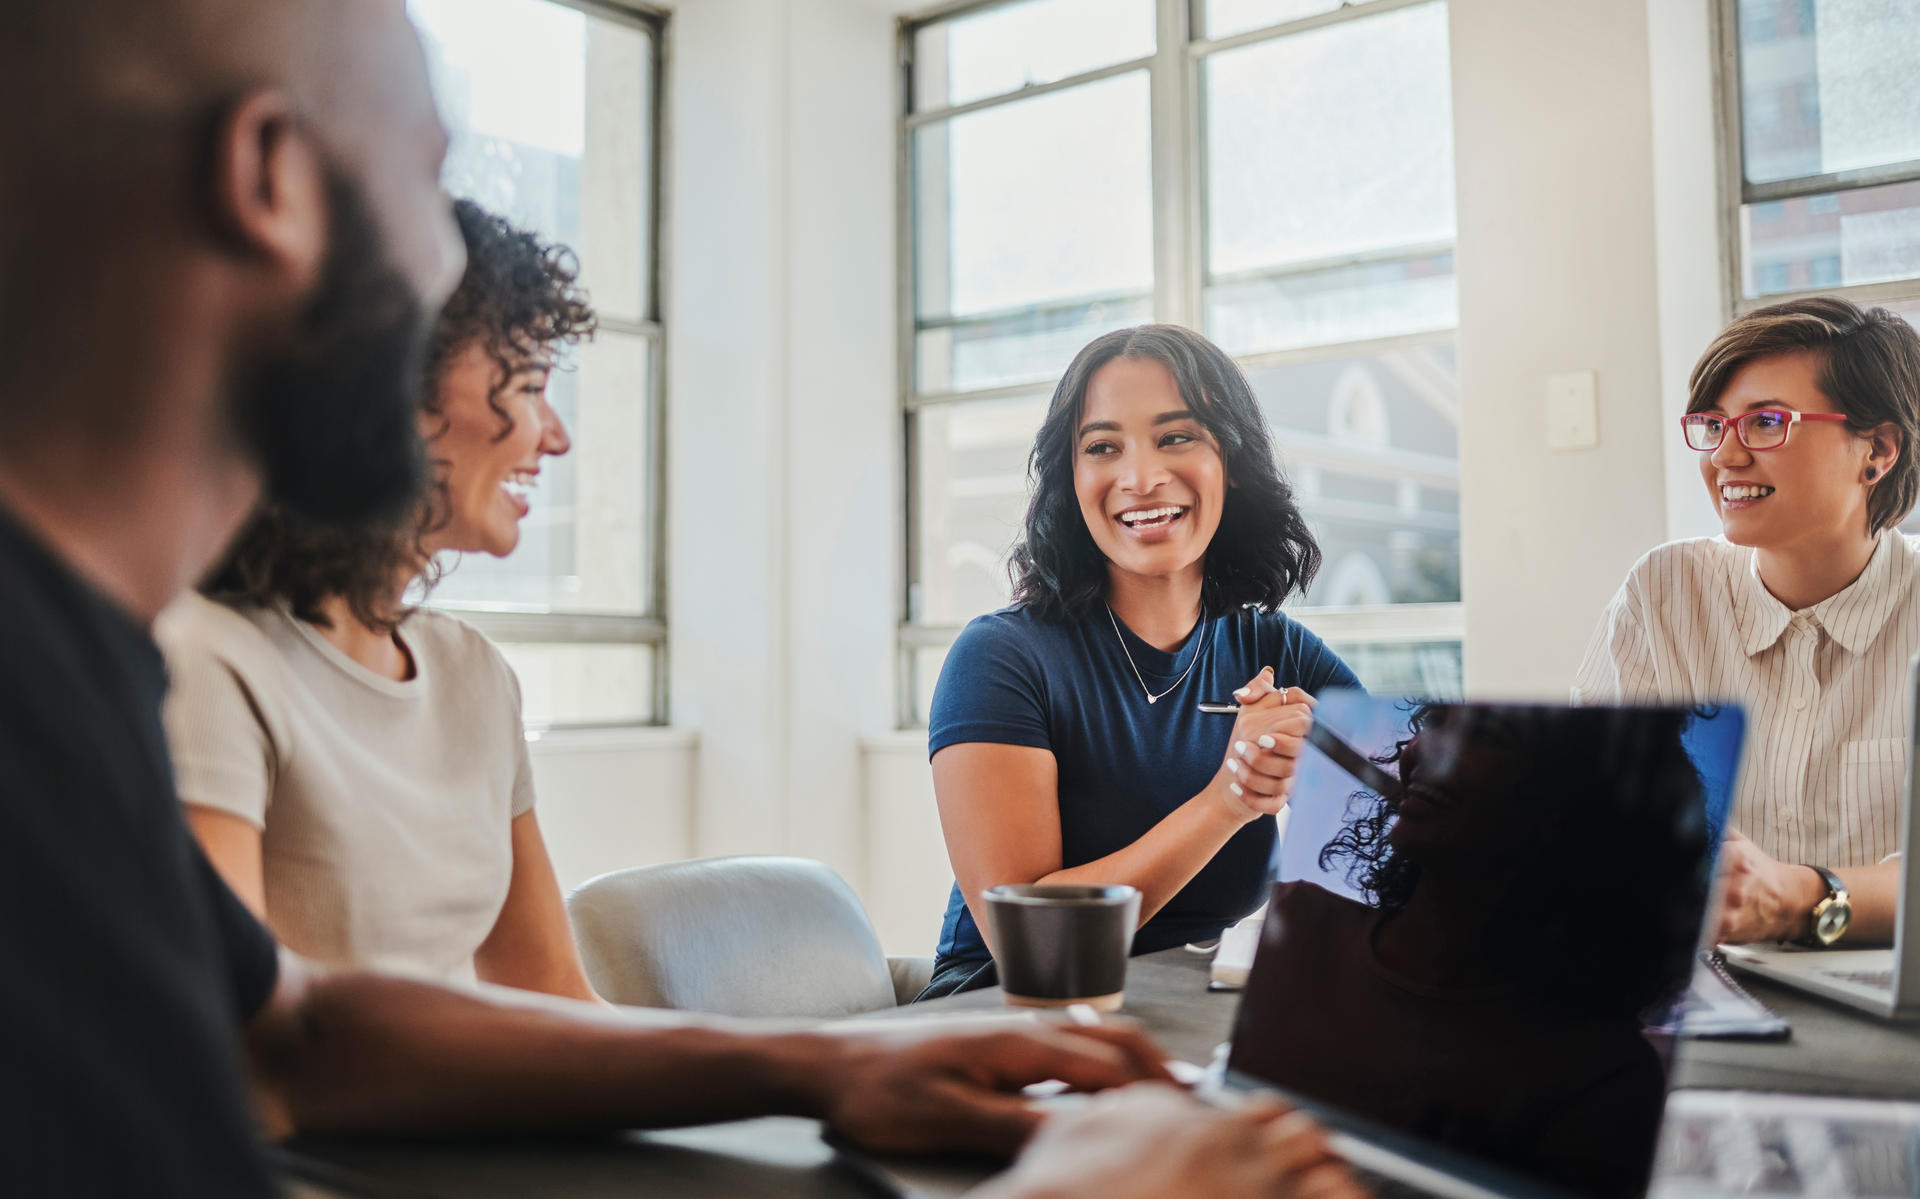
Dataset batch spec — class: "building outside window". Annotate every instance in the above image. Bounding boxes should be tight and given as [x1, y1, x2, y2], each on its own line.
[408, 0, 667, 727]
[901, 0, 1462, 724]
[1723, 0, 1920, 322]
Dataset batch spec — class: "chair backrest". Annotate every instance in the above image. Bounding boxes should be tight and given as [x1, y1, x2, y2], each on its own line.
[566, 856, 900, 1018]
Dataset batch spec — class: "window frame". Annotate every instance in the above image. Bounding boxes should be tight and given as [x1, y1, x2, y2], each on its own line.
[895, 0, 1464, 727]
[1713, 0, 1920, 317]
[421, 0, 672, 729]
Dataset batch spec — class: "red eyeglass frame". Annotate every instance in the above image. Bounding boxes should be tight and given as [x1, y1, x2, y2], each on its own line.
[1680, 408, 1850, 451]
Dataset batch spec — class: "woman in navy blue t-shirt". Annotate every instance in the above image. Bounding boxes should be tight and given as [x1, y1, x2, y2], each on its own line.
[922, 324, 1360, 999]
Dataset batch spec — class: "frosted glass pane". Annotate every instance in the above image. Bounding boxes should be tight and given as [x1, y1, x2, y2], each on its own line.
[1204, 0, 1341, 40]
[917, 296, 1152, 394]
[912, 395, 1049, 625]
[914, 0, 1155, 110]
[915, 72, 1154, 321]
[1737, 0, 1920, 184]
[1205, 2, 1455, 276]
[411, 0, 653, 322]
[1206, 252, 1455, 356]
[498, 643, 655, 726]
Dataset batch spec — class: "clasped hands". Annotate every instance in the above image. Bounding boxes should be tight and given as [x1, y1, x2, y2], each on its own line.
[1214, 666, 1315, 823]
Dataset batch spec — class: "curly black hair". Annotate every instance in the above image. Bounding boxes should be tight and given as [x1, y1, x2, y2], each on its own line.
[1319, 703, 1713, 1022]
[206, 199, 598, 632]
[1009, 324, 1321, 621]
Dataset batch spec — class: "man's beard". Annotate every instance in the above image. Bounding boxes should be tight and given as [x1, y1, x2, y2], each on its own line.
[233, 164, 433, 527]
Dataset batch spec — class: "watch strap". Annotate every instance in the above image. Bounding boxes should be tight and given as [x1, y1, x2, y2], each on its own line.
[1810, 865, 1847, 902]
[1801, 864, 1850, 946]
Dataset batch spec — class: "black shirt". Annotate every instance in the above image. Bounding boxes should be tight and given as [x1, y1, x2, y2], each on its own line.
[0, 503, 281, 1195]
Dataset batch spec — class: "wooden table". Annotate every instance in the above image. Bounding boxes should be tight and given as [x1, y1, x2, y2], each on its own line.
[283, 947, 1920, 1197]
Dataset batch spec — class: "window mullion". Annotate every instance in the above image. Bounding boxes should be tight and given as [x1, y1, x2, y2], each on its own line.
[1151, 0, 1196, 328]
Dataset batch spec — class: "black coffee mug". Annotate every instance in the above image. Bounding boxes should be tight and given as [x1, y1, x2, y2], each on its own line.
[982, 884, 1141, 1011]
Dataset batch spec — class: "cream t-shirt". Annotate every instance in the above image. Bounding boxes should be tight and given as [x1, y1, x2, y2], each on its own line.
[157, 593, 535, 984]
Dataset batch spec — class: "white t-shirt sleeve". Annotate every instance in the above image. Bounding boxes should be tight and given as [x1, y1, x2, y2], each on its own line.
[157, 597, 284, 829]
[492, 647, 537, 819]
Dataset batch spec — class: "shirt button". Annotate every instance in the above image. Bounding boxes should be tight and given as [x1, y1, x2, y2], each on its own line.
[1781, 811, 1798, 825]
[1792, 696, 1809, 711]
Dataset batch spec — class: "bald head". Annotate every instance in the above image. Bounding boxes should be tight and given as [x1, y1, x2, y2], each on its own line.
[0, 0, 457, 368]
[0, 0, 463, 561]
[0, 0, 431, 167]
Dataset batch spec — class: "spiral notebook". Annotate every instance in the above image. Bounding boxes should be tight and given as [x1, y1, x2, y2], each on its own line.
[1666, 954, 1790, 1040]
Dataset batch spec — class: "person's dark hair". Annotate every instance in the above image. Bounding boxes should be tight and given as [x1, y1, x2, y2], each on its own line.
[205, 199, 598, 632]
[1320, 704, 1712, 1021]
[1008, 324, 1320, 620]
[1688, 296, 1920, 533]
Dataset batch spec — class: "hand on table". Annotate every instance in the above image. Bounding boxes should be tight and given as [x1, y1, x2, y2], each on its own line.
[806, 1021, 1174, 1157]
[1215, 668, 1316, 823]
[973, 1083, 1371, 1199]
[1714, 829, 1822, 944]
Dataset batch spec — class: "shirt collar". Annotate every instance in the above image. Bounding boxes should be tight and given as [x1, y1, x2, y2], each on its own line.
[1812, 530, 1907, 654]
[1731, 530, 1906, 657]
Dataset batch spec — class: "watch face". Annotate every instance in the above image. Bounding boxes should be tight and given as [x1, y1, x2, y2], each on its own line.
[1815, 902, 1850, 945]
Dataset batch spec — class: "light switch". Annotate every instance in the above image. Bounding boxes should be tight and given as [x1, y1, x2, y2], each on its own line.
[1547, 370, 1598, 451]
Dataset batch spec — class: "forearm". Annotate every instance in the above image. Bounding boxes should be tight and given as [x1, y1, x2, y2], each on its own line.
[1755, 859, 1900, 944]
[476, 955, 607, 1005]
[1837, 861, 1900, 944]
[252, 967, 833, 1136]
[1034, 791, 1251, 927]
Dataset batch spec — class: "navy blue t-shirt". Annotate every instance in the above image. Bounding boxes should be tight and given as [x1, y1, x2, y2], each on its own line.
[929, 604, 1360, 964]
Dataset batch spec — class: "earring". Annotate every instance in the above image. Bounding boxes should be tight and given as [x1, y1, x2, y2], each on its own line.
[1868, 468, 1879, 482]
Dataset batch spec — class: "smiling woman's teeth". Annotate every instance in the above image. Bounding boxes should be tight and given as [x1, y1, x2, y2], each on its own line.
[501, 472, 537, 503]
[1721, 484, 1774, 501]
[1119, 505, 1186, 529]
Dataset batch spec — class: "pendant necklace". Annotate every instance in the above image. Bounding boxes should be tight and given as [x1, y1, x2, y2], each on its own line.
[1106, 603, 1200, 705]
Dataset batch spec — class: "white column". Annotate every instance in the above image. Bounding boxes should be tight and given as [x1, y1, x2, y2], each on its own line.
[667, 0, 794, 856]
[1451, 0, 1679, 695]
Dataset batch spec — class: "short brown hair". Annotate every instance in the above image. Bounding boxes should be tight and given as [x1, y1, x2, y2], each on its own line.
[1688, 297, 1920, 534]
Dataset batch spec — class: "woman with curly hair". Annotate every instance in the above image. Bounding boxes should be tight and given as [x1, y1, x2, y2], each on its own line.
[156, 200, 601, 998]
[920, 324, 1359, 999]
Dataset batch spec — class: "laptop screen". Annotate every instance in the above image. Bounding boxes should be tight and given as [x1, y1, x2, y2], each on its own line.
[1226, 695, 1745, 1199]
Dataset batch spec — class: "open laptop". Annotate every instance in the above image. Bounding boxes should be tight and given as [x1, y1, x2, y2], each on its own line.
[1204, 694, 1747, 1199]
[1718, 658, 1920, 1019]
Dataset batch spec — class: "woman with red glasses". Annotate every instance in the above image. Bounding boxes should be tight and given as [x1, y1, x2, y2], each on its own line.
[1575, 297, 1920, 948]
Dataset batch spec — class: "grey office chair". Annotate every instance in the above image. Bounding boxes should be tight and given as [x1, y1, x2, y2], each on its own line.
[566, 856, 935, 1018]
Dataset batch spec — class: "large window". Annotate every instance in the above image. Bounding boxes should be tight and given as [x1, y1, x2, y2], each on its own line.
[901, 0, 1462, 724]
[1721, 0, 1920, 315]
[409, 0, 666, 727]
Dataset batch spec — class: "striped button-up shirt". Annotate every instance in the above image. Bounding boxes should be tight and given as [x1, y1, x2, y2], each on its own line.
[1573, 530, 1919, 869]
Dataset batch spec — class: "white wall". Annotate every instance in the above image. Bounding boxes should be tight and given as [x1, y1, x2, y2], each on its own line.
[1452, 0, 1721, 697]
[862, 731, 954, 954]
[533, 728, 698, 891]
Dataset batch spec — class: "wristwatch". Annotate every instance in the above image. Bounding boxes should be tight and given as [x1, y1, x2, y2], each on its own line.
[1801, 865, 1852, 947]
